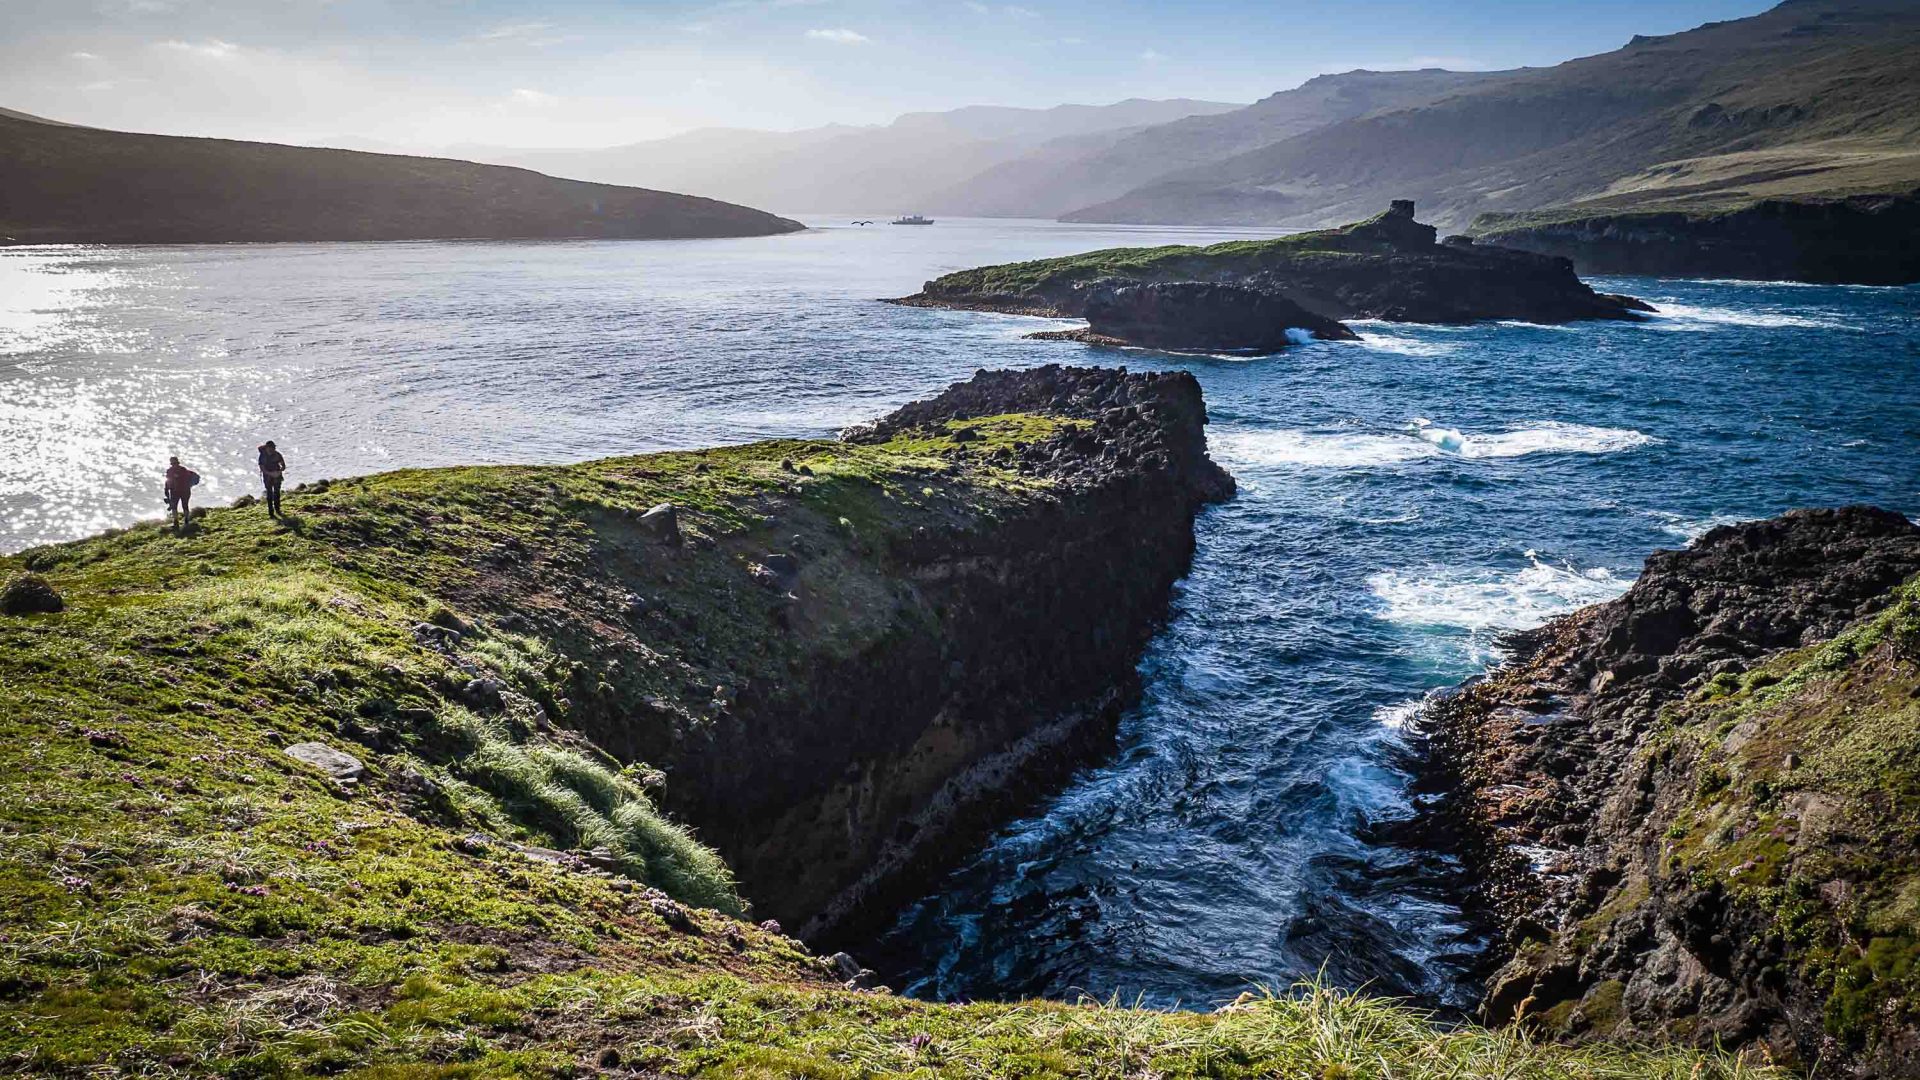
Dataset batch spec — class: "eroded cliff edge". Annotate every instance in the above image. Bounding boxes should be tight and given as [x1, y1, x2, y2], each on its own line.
[1470, 193, 1920, 286]
[1425, 507, 1920, 1074]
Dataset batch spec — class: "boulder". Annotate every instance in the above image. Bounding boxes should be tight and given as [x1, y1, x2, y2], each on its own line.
[1, 572, 63, 615]
[639, 503, 681, 546]
[283, 742, 368, 784]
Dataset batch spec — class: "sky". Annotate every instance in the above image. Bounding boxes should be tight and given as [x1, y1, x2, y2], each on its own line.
[0, 0, 1781, 150]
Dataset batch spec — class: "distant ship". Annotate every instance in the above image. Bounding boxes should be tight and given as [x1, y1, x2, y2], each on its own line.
[891, 214, 934, 226]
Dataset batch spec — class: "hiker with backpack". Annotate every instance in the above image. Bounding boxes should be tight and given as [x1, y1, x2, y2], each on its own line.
[164, 456, 200, 531]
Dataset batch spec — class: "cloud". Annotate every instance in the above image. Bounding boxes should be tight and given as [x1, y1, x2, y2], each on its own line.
[805, 28, 871, 44]
[965, 2, 1040, 16]
[157, 39, 241, 59]
[478, 21, 554, 40]
[1138, 48, 1164, 63]
[509, 88, 558, 106]
[70, 51, 102, 61]
[473, 21, 574, 46]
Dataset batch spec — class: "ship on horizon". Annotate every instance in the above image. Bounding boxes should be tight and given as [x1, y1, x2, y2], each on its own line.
[891, 213, 934, 225]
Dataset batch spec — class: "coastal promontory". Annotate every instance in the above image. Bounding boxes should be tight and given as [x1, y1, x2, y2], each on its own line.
[893, 202, 1650, 353]
[0, 110, 803, 245]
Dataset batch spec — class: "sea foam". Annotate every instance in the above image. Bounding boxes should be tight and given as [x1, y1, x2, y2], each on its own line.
[1213, 419, 1656, 470]
[1368, 552, 1630, 638]
[1646, 302, 1849, 332]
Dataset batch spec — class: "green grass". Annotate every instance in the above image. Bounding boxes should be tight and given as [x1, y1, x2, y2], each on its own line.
[0, 416, 1781, 1077]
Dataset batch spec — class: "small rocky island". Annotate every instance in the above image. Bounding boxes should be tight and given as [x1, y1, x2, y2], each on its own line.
[892, 201, 1653, 353]
[1425, 507, 1920, 1074]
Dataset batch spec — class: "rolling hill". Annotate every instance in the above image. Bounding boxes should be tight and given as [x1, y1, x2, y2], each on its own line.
[925, 69, 1505, 220]
[0, 111, 803, 245]
[1060, 0, 1920, 230]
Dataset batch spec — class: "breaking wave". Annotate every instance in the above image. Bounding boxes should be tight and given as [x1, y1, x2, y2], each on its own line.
[1368, 552, 1630, 663]
[1213, 420, 1656, 469]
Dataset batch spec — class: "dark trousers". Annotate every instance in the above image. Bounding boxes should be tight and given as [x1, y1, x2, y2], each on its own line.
[263, 475, 284, 516]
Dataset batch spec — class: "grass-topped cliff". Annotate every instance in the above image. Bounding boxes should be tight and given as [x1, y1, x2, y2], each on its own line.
[0, 368, 1774, 1078]
[894, 203, 1645, 330]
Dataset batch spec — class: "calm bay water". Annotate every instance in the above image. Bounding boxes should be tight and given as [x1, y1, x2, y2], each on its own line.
[3, 217, 1916, 1010]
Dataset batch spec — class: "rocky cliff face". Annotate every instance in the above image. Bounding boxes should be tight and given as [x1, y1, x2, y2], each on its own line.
[1470, 193, 1920, 285]
[1424, 508, 1920, 1073]
[424, 365, 1234, 942]
[893, 203, 1649, 350]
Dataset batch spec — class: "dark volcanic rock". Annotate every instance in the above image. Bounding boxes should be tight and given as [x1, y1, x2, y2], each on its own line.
[1471, 192, 1920, 285]
[625, 366, 1235, 942]
[1058, 280, 1357, 353]
[1424, 507, 1920, 1071]
[895, 201, 1650, 327]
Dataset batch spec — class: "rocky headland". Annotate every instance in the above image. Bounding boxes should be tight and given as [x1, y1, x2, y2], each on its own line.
[892, 202, 1651, 353]
[1423, 507, 1920, 1074]
[1470, 192, 1920, 285]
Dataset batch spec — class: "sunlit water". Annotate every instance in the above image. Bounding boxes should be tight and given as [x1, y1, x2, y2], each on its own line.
[4, 218, 1916, 1010]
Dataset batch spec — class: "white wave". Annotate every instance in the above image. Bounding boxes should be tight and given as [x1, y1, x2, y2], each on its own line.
[1645, 301, 1849, 331]
[1645, 510, 1752, 543]
[1368, 552, 1630, 636]
[1213, 419, 1656, 470]
[1353, 331, 1458, 357]
[1284, 326, 1319, 346]
[1211, 428, 1436, 469]
[1408, 418, 1656, 459]
[1374, 699, 1426, 733]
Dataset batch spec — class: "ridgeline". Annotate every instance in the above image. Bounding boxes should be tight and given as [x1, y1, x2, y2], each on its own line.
[0, 111, 802, 246]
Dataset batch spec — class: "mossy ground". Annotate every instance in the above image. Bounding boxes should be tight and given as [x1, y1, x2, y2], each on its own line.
[0, 417, 1778, 1077]
[1555, 576, 1920, 1051]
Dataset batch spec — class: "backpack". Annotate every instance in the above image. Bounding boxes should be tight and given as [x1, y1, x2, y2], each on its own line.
[187, 470, 201, 488]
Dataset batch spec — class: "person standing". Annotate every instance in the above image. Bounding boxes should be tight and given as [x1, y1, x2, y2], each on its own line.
[257, 440, 287, 518]
[163, 456, 199, 531]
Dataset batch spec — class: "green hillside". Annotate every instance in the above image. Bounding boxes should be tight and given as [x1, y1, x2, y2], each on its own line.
[0, 112, 802, 245]
[1062, 0, 1920, 229]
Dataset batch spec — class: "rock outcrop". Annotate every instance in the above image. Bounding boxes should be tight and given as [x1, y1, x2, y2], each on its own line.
[1027, 281, 1359, 353]
[891, 202, 1650, 350]
[1470, 193, 1920, 285]
[1424, 507, 1920, 1073]
[712, 365, 1233, 937]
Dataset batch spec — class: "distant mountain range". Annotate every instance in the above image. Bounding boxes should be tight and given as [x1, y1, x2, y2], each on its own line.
[453, 98, 1245, 218]
[431, 0, 1918, 234]
[0, 111, 802, 245]
[1059, 0, 1920, 229]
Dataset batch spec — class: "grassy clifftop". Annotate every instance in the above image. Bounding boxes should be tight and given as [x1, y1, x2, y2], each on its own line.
[0, 381, 1773, 1077]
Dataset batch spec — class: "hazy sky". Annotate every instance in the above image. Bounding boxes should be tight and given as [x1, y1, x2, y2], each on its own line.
[2, 0, 1777, 149]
